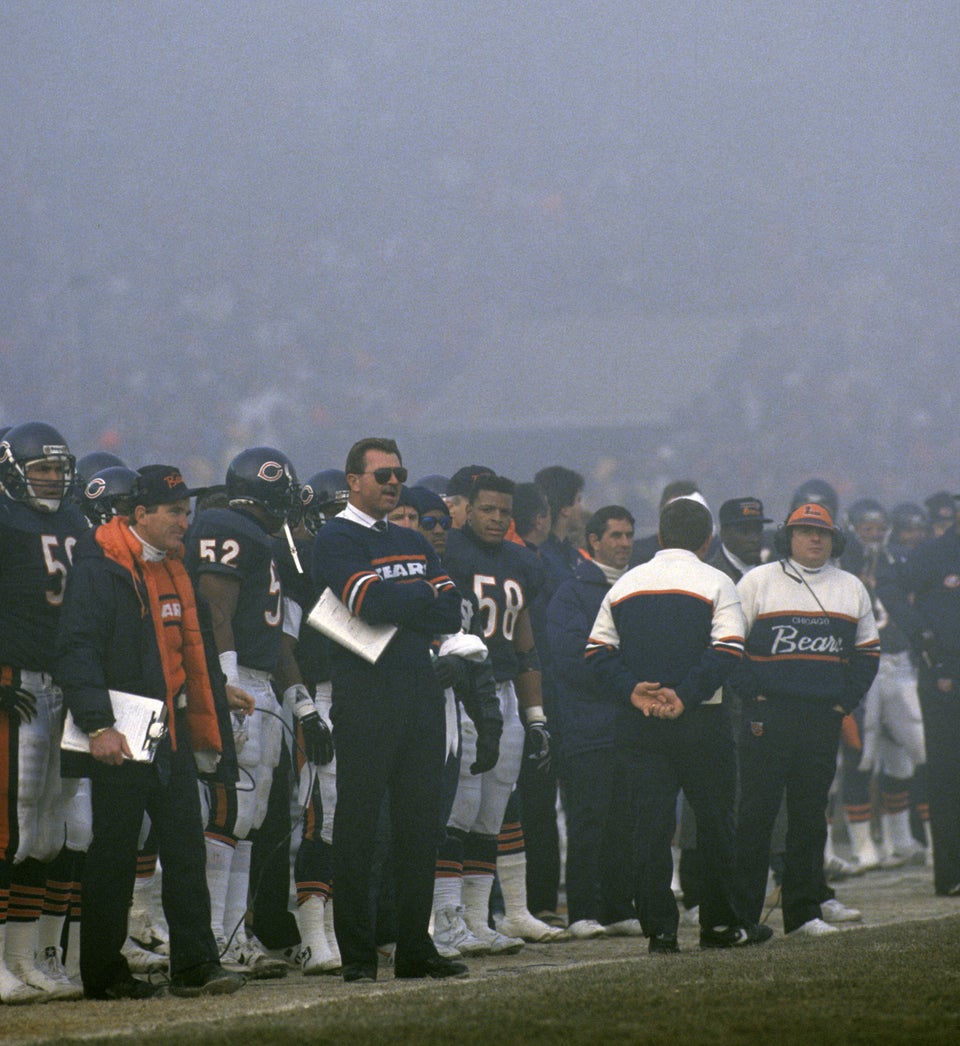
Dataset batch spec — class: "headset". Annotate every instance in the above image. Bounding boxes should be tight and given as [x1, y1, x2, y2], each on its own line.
[773, 517, 846, 559]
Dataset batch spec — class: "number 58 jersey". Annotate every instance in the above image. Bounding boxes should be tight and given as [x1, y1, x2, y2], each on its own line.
[0, 498, 88, 672]
[185, 507, 284, 674]
[443, 525, 544, 682]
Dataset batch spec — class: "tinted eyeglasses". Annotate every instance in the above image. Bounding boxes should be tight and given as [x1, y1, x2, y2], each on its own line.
[420, 515, 452, 531]
[363, 467, 408, 484]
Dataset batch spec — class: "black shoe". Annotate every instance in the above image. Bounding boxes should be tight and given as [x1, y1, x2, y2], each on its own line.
[648, 933, 680, 955]
[342, 965, 377, 983]
[84, 975, 164, 1000]
[169, 962, 245, 997]
[394, 955, 469, 979]
[700, 923, 773, 949]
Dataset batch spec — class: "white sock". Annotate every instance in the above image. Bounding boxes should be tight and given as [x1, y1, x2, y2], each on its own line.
[432, 874, 462, 914]
[323, 897, 340, 962]
[224, 839, 252, 944]
[883, 810, 915, 853]
[131, 871, 155, 915]
[0, 924, 34, 1000]
[496, 853, 529, 917]
[462, 873, 494, 930]
[205, 836, 235, 939]
[297, 895, 325, 952]
[823, 821, 838, 863]
[36, 913, 65, 956]
[847, 820, 879, 863]
[4, 920, 38, 974]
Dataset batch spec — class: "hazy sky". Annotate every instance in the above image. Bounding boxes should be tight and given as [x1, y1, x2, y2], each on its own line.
[2, 2, 958, 511]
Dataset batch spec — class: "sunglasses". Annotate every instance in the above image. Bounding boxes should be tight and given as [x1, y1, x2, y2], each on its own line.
[364, 467, 408, 484]
[420, 515, 452, 531]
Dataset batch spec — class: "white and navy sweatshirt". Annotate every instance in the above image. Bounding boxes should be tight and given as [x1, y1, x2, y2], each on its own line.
[585, 547, 745, 711]
[732, 557, 880, 712]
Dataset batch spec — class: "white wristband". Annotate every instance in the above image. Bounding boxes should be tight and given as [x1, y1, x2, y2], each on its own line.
[524, 705, 547, 726]
[218, 650, 240, 689]
[283, 683, 314, 717]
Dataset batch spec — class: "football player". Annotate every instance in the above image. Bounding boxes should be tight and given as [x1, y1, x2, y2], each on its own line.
[185, 446, 331, 979]
[281, 470, 347, 975]
[0, 422, 87, 1001]
[433, 473, 563, 950]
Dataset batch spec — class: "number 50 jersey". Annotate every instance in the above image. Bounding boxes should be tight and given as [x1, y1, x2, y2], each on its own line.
[0, 497, 87, 672]
[443, 525, 544, 682]
[185, 507, 284, 674]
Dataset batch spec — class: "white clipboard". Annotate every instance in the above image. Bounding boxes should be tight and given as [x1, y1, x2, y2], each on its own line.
[62, 690, 169, 763]
[306, 587, 397, 664]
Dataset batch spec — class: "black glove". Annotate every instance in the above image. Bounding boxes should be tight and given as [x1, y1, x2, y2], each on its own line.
[299, 708, 335, 766]
[471, 726, 502, 775]
[919, 628, 941, 668]
[459, 658, 502, 727]
[286, 684, 335, 766]
[525, 721, 552, 774]
[433, 654, 471, 692]
[0, 683, 37, 724]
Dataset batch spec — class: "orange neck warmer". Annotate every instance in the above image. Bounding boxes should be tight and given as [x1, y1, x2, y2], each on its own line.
[95, 517, 221, 754]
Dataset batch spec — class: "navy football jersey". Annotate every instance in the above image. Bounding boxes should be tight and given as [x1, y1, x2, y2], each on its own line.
[273, 532, 334, 689]
[443, 526, 543, 681]
[185, 507, 283, 673]
[0, 497, 88, 671]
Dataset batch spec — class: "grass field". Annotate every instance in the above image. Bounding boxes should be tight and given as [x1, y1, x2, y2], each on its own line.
[6, 865, 960, 1045]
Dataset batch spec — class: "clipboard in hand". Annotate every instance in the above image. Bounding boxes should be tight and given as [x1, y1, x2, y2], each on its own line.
[306, 587, 397, 664]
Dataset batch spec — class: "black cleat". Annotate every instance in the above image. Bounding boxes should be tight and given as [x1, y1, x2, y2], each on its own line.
[394, 955, 469, 979]
[648, 932, 680, 955]
[342, 965, 377, 983]
[169, 962, 245, 997]
[700, 923, 774, 949]
[84, 975, 164, 1001]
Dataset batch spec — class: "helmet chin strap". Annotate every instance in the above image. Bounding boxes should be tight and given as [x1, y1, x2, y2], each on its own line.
[283, 521, 303, 574]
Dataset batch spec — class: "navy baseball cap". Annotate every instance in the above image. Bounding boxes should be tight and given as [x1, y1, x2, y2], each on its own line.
[406, 486, 449, 519]
[719, 497, 772, 527]
[446, 465, 495, 498]
[133, 465, 205, 507]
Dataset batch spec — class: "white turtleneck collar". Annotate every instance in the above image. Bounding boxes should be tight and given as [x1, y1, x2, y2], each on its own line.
[595, 559, 628, 586]
[130, 528, 167, 562]
[788, 557, 828, 576]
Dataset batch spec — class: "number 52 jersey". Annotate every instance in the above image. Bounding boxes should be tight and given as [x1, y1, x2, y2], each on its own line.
[185, 507, 284, 674]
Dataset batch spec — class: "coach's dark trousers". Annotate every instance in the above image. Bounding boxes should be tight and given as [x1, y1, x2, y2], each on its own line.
[735, 697, 843, 933]
[82, 733, 218, 993]
[916, 666, 960, 895]
[604, 705, 740, 937]
[331, 662, 445, 977]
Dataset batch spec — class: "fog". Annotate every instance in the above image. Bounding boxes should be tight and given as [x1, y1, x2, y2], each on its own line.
[2, 1, 957, 527]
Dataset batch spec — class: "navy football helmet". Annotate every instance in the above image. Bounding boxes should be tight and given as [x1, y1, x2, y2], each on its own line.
[890, 502, 927, 532]
[846, 498, 887, 528]
[789, 478, 839, 517]
[82, 466, 139, 526]
[226, 447, 299, 522]
[0, 422, 76, 513]
[76, 451, 127, 487]
[412, 473, 450, 496]
[299, 469, 349, 535]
